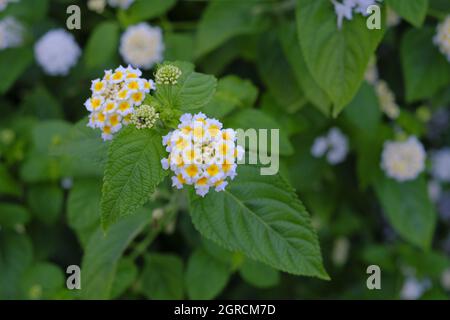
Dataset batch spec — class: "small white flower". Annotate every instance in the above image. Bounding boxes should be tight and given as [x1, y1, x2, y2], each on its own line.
[311, 127, 349, 165]
[434, 15, 450, 62]
[119, 23, 164, 70]
[375, 80, 400, 119]
[87, 0, 106, 13]
[332, 0, 380, 29]
[431, 148, 450, 182]
[107, 0, 134, 9]
[428, 180, 442, 203]
[0, 16, 24, 50]
[34, 29, 81, 76]
[400, 277, 431, 300]
[381, 136, 426, 182]
[387, 6, 401, 27]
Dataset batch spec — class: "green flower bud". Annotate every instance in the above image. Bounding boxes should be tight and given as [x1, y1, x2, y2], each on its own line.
[131, 105, 159, 129]
[155, 64, 182, 85]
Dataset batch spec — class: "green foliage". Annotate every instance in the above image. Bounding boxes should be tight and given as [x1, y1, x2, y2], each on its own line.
[140, 253, 184, 299]
[84, 21, 120, 69]
[374, 176, 437, 249]
[101, 127, 167, 230]
[189, 165, 328, 279]
[296, 0, 385, 115]
[387, 0, 429, 27]
[401, 27, 450, 103]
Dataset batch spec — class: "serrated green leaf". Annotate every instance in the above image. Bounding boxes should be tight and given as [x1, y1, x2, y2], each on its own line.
[387, 0, 429, 27]
[101, 127, 167, 230]
[155, 61, 217, 112]
[401, 27, 450, 103]
[185, 249, 230, 299]
[110, 258, 138, 299]
[140, 253, 184, 299]
[189, 165, 328, 279]
[296, 0, 385, 115]
[81, 209, 151, 299]
[374, 176, 436, 249]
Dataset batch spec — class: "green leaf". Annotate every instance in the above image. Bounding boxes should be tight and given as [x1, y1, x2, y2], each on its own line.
[21, 262, 64, 300]
[0, 47, 33, 94]
[140, 253, 184, 299]
[296, 0, 385, 115]
[120, 0, 177, 25]
[27, 184, 63, 225]
[257, 33, 306, 113]
[67, 178, 101, 232]
[374, 176, 436, 249]
[189, 165, 328, 279]
[401, 27, 450, 103]
[0, 203, 30, 228]
[101, 127, 167, 230]
[387, 0, 429, 27]
[110, 258, 138, 299]
[185, 249, 230, 299]
[203, 75, 258, 119]
[0, 163, 21, 197]
[164, 32, 195, 62]
[84, 21, 119, 68]
[0, 232, 33, 299]
[278, 23, 331, 116]
[21, 86, 62, 120]
[81, 209, 151, 299]
[195, 0, 267, 57]
[239, 258, 280, 288]
[226, 108, 294, 156]
[155, 61, 217, 112]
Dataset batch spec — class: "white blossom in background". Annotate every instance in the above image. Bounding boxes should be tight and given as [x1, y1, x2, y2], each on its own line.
[311, 127, 349, 165]
[375, 80, 400, 119]
[386, 6, 401, 27]
[441, 268, 450, 291]
[87, 0, 106, 13]
[107, 0, 134, 10]
[364, 57, 379, 85]
[434, 15, 450, 62]
[331, 237, 350, 267]
[0, 0, 18, 12]
[400, 277, 431, 300]
[428, 180, 442, 203]
[61, 177, 73, 190]
[119, 23, 164, 70]
[431, 148, 450, 183]
[34, 29, 81, 76]
[0, 16, 24, 50]
[332, 0, 381, 29]
[381, 136, 426, 182]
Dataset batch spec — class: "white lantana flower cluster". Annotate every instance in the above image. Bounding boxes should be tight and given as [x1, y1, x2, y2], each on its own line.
[434, 15, 450, 62]
[119, 23, 164, 70]
[381, 136, 426, 182]
[0, 16, 24, 50]
[375, 80, 400, 119]
[87, 0, 134, 13]
[0, 0, 18, 12]
[332, 0, 380, 29]
[311, 127, 349, 165]
[34, 29, 81, 76]
[161, 113, 245, 197]
[85, 65, 155, 141]
[431, 148, 450, 183]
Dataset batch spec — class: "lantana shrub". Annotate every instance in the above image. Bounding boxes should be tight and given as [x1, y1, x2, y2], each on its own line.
[0, 0, 450, 300]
